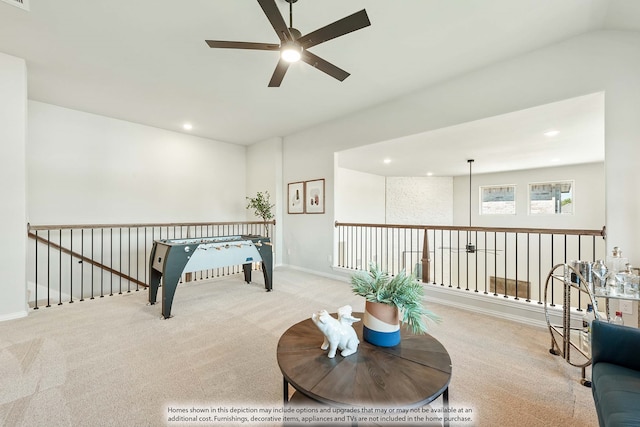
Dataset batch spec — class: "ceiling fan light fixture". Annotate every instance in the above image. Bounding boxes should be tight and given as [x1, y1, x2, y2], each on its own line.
[281, 43, 302, 62]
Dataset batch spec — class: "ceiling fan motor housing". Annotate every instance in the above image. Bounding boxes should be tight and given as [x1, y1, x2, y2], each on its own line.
[288, 27, 302, 40]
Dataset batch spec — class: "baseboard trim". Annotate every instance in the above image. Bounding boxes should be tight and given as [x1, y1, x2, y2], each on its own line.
[0, 310, 28, 322]
[282, 264, 352, 283]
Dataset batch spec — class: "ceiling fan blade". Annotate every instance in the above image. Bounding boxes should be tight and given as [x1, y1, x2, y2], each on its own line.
[297, 9, 370, 49]
[268, 59, 290, 87]
[301, 51, 350, 81]
[257, 0, 292, 43]
[205, 40, 280, 51]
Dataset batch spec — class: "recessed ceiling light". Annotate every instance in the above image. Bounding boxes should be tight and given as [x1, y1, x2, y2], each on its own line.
[544, 130, 559, 137]
[383, 158, 391, 164]
[426, 172, 433, 176]
[183, 123, 193, 131]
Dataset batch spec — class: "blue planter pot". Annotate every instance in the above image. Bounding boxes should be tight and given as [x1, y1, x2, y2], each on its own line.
[363, 301, 401, 347]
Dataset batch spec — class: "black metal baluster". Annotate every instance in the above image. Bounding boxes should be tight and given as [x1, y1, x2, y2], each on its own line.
[47, 230, 51, 307]
[409, 228, 413, 278]
[80, 229, 85, 301]
[503, 232, 508, 298]
[484, 231, 488, 294]
[359, 226, 363, 269]
[432, 228, 443, 285]
[493, 232, 498, 296]
[144, 227, 147, 286]
[526, 233, 531, 302]
[110, 228, 114, 296]
[474, 230, 479, 292]
[100, 228, 104, 298]
[538, 233, 543, 305]
[90, 229, 95, 300]
[119, 228, 123, 295]
[136, 227, 139, 291]
[465, 231, 469, 291]
[550, 234, 555, 306]
[34, 230, 39, 309]
[456, 231, 460, 289]
[338, 226, 347, 268]
[127, 227, 131, 293]
[58, 229, 63, 305]
[433, 230, 442, 286]
[577, 235, 582, 309]
[449, 230, 453, 288]
[514, 232, 519, 300]
[69, 229, 74, 303]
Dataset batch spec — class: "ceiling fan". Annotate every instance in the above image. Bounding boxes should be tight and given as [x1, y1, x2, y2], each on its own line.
[205, 0, 371, 87]
[440, 159, 502, 255]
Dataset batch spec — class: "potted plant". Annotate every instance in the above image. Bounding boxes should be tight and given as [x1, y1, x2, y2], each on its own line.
[351, 262, 440, 347]
[246, 191, 275, 237]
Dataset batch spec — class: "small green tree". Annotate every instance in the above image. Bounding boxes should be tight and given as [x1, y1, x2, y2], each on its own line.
[246, 191, 275, 237]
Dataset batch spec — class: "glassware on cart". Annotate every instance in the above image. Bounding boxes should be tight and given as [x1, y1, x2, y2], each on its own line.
[629, 271, 640, 298]
[606, 247, 628, 296]
[618, 264, 639, 298]
[570, 260, 594, 293]
[610, 273, 625, 296]
[606, 246, 628, 276]
[592, 259, 609, 296]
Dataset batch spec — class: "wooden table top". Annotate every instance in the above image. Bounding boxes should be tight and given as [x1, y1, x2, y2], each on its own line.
[277, 312, 452, 408]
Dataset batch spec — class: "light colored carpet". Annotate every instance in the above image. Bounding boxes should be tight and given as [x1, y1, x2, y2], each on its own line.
[0, 267, 597, 426]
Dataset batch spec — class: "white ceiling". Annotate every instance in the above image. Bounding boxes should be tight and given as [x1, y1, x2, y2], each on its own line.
[338, 92, 605, 177]
[1, 0, 638, 173]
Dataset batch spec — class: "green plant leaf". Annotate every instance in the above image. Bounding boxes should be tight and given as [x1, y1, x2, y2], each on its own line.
[350, 262, 441, 334]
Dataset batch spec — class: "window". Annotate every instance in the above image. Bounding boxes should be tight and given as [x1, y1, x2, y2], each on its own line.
[529, 181, 573, 215]
[480, 185, 516, 215]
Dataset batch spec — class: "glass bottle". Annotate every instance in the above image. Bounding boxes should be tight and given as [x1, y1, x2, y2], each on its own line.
[615, 264, 638, 297]
[606, 246, 628, 275]
[581, 304, 595, 352]
[624, 265, 639, 298]
[612, 311, 624, 326]
[592, 259, 608, 295]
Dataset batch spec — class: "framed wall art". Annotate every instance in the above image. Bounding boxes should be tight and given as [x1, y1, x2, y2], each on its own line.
[288, 181, 305, 214]
[305, 179, 325, 214]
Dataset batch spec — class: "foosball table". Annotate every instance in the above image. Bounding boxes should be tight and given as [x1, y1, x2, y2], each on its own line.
[148, 235, 272, 318]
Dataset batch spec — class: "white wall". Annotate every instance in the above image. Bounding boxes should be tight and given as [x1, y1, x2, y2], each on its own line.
[335, 168, 385, 223]
[0, 52, 28, 320]
[246, 137, 283, 265]
[282, 31, 640, 278]
[28, 101, 247, 224]
[453, 163, 605, 229]
[386, 177, 453, 225]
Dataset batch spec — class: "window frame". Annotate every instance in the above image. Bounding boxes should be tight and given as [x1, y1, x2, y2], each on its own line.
[479, 184, 517, 216]
[528, 180, 574, 215]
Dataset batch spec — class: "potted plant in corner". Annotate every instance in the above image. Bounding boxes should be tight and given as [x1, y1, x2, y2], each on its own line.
[351, 262, 440, 347]
[246, 191, 275, 237]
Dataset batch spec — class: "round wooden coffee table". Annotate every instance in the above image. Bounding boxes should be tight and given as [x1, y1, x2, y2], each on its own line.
[277, 312, 452, 421]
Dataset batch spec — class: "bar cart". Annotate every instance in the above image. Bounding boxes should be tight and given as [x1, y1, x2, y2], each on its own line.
[544, 263, 600, 387]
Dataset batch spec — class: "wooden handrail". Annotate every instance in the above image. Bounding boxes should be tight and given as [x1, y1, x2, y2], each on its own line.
[28, 220, 276, 231]
[28, 231, 148, 288]
[335, 221, 606, 238]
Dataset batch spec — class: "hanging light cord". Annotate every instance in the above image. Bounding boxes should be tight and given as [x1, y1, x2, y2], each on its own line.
[468, 159, 474, 228]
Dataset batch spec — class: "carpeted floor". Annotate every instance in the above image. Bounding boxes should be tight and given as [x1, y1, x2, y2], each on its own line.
[0, 267, 598, 426]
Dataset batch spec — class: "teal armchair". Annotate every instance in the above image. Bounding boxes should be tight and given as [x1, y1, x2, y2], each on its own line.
[591, 319, 640, 427]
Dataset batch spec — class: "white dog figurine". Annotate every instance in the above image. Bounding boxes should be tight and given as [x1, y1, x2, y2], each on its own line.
[311, 305, 360, 358]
